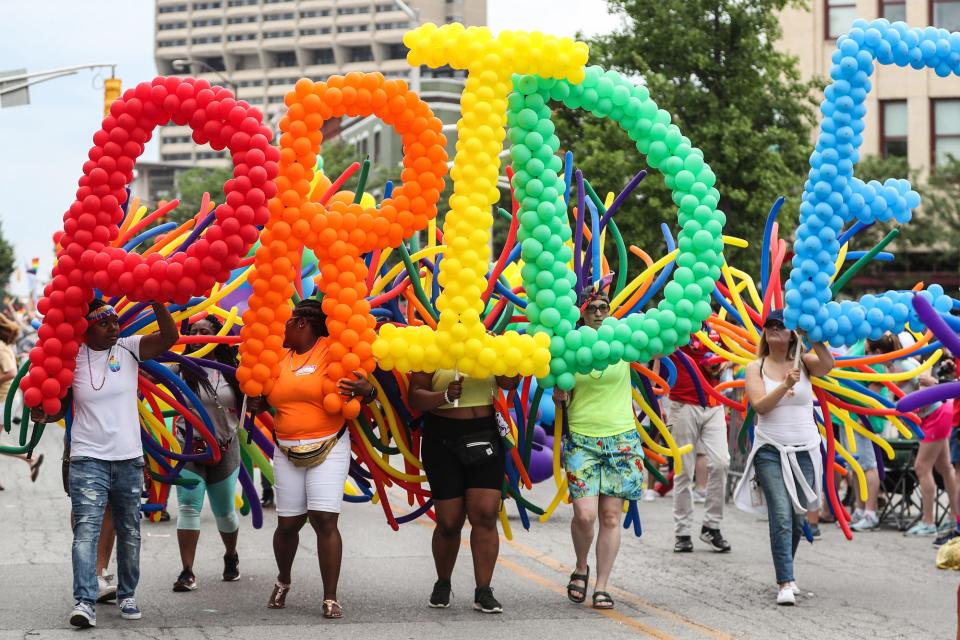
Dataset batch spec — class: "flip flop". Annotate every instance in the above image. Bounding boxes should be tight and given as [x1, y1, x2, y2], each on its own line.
[30, 454, 44, 482]
[566, 566, 589, 604]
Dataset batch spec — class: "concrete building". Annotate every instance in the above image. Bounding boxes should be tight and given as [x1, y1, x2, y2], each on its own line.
[777, 0, 960, 175]
[153, 0, 485, 166]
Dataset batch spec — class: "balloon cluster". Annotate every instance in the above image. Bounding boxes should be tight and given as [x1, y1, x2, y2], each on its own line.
[374, 23, 589, 380]
[509, 66, 725, 389]
[23, 77, 278, 415]
[237, 73, 448, 420]
[787, 18, 954, 344]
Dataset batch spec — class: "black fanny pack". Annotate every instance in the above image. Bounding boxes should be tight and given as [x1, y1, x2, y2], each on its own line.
[450, 432, 501, 467]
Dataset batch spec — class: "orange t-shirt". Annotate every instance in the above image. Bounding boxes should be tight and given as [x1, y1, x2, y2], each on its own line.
[267, 340, 344, 440]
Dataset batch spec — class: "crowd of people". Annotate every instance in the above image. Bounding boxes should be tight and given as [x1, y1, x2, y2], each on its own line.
[9, 287, 960, 628]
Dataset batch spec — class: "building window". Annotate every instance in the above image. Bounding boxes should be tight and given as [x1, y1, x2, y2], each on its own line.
[375, 2, 397, 11]
[238, 79, 263, 87]
[932, 0, 960, 30]
[272, 51, 298, 67]
[300, 27, 332, 36]
[234, 53, 260, 69]
[263, 30, 295, 38]
[880, 100, 907, 158]
[191, 35, 222, 44]
[376, 21, 410, 30]
[824, 0, 856, 39]
[192, 1, 222, 10]
[159, 4, 188, 13]
[373, 131, 380, 164]
[268, 95, 286, 104]
[192, 17, 222, 26]
[338, 24, 369, 33]
[227, 15, 257, 23]
[445, 15, 463, 23]
[163, 153, 192, 161]
[309, 48, 335, 65]
[347, 46, 374, 63]
[301, 9, 331, 17]
[879, 0, 906, 21]
[227, 33, 257, 41]
[227, 0, 258, 6]
[264, 12, 294, 20]
[934, 99, 960, 165]
[158, 38, 187, 47]
[385, 43, 408, 59]
[337, 5, 370, 14]
[158, 21, 187, 30]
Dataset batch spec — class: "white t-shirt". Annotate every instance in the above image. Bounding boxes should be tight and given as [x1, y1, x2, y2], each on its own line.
[69, 335, 144, 461]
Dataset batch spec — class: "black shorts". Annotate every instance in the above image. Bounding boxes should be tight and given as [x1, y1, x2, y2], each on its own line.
[421, 413, 505, 501]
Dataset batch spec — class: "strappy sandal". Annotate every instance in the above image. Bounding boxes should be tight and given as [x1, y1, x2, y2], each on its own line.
[592, 591, 614, 610]
[566, 565, 589, 603]
[322, 599, 343, 619]
[268, 582, 290, 609]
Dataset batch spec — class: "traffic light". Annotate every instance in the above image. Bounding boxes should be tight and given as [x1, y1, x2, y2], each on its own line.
[103, 77, 121, 116]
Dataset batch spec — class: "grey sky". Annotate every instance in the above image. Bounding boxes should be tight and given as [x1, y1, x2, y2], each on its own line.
[0, 0, 621, 294]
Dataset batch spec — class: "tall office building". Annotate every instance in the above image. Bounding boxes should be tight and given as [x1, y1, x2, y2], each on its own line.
[777, 0, 960, 177]
[153, 0, 486, 166]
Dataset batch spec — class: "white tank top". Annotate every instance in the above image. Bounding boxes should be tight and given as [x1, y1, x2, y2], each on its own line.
[756, 359, 818, 446]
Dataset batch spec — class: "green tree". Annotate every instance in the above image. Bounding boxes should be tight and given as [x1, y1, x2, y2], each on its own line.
[555, 0, 820, 277]
[172, 165, 233, 225]
[0, 223, 15, 294]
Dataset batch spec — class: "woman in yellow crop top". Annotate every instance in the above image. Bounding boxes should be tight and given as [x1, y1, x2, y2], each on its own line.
[407, 366, 519, 614]
[247, 299, 376, 618]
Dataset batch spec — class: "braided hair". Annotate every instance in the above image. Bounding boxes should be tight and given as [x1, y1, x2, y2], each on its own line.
[291, 298, 328, 337]
[180, 315, 243, 412]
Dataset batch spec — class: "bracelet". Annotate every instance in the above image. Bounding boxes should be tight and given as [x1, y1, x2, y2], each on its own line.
[443, 389, 452, 405]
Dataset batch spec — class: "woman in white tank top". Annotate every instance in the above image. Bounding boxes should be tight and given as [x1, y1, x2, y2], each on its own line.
[734, 310, 834, 606]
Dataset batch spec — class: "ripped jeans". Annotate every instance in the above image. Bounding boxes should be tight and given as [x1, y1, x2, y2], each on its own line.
[69, 456, 144, 606]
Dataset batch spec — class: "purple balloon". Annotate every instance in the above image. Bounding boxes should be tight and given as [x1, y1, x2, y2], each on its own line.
[912, 294, 960, 356]
[527, 443, 554, 484]
[897, 381, 960, 413]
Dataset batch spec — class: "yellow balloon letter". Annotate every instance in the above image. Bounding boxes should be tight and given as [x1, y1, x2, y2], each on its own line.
[373, 23, 588, 379]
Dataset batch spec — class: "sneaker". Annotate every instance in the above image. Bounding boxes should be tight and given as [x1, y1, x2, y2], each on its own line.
[699, 526, 731, 552]
[473, 587, 502, 614]
[788, 581, 801, 596]
[97, 576, 117, 603]
[69, 602, 96, 628]
[809, 525, 821, 539]
[173, 570, 197, 592]
[429, 579, 452, 608]
[223, 553, 240, 582]
[692, 488, 707, 504]
[850, 512, 879, 532]
[674, 536, 693, 553]
[934, 529, 960, 547]
[904, 522, 938, 537]
[643, 488, 658, 502]
[118, 598, 142, 620]
[776, 587, 795, 606]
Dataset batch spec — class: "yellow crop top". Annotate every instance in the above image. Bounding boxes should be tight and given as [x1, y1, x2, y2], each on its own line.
[431, 369, 496, 409]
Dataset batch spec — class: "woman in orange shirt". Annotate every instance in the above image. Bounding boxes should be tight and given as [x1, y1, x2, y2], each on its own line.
[248, 299, 375, 619]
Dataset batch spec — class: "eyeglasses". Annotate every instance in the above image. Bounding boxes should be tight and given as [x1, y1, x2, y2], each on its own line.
[585, 303, 610, 314]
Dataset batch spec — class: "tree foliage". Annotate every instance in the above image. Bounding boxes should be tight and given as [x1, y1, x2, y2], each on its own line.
[555, 0, 820, 276]
[0, 223, 15, 295]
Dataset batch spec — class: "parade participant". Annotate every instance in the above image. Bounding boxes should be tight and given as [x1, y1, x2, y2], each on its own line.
[171, 316, 243, 592]
[0, 315, 43, 488]
[247, 299, 376, 619]
[736, 310, 834, 606]
[33, 299, 178, 628]
[408, 352, 520, 614]
[553, 289, 644, 611]
[667, 322, 731, 553]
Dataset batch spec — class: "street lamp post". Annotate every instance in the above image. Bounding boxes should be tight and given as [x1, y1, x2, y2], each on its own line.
[171, 59, 238, 96]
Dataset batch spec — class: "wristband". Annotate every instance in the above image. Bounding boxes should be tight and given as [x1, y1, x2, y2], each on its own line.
[443, 389, 452, 405]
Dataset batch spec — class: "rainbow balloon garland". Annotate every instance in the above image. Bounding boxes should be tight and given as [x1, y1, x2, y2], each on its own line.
[9, 20, 960, 538]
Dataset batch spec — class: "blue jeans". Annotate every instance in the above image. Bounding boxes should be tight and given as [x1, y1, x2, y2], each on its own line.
[753, 445, 815, 584]
[69, 456, 144, 606]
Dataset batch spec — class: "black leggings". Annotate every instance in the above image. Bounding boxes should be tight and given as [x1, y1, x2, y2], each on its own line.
[421, 413, 505, 500]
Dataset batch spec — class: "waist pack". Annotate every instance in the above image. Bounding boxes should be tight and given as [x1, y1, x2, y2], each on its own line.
[277, 426, 347, 469]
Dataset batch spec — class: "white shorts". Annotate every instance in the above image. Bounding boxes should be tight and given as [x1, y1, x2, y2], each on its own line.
[273, 432, 351, 516]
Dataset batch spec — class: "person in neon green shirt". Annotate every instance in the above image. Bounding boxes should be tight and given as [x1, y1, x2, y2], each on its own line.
[553, 290, 644, 612]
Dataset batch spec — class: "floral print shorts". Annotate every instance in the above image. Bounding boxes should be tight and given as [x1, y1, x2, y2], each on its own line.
[562, 430, 645, 500]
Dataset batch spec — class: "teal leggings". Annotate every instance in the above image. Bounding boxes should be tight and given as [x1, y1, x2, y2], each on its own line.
[175, 467, 240, 533]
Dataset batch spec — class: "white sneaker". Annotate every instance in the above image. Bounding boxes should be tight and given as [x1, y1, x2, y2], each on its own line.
[788, 581, 800, 596]
[643, 489, 657, 502]
[850, 512, 879, 532]
[97, 576, 117, 603]
[692, 488, 707, 504]
[777, 587, 796, 606]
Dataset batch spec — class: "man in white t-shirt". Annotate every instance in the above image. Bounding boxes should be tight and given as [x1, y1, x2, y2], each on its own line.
[33, 300, 178, 629]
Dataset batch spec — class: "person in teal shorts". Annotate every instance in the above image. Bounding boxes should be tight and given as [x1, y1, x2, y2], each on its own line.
[554, 288, 644, 611]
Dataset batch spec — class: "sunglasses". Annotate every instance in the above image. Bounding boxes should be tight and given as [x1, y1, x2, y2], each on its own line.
[585, 303, 610, 314]
[764, 321, 786, 331]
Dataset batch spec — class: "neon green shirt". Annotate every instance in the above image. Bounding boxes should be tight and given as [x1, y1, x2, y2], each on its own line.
[568, 360, 637, 438]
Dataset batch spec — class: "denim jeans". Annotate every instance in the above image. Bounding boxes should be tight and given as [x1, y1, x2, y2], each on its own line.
[69, 456, 144, 606]
[753, 445, 815, 584]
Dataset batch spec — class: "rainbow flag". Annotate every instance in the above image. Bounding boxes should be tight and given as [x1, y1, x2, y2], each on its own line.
[26, 257, 38, 275]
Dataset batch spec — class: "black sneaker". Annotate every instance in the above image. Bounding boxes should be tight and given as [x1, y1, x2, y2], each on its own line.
[473, 586, 502, 614]
[429, 579, 452, 608]
[674, 536, 693, 552]
[700, 526, 731, 552]
[934, 529, 960, 547]
[261, 492, 275, 509]
[223, 553, 240, 582]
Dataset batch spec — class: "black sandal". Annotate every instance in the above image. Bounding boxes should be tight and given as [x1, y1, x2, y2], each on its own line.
[566, 566, 589, 604]
[592, 591, 614, 610]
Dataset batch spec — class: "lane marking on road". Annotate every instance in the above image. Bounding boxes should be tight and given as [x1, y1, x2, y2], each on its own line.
[387, 490, 729, 639]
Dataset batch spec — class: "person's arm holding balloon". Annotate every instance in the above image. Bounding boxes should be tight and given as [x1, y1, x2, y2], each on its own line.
[138, 302, 180, 361]
[799, 334, 835, 377]
[408, 371, 461, 410]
